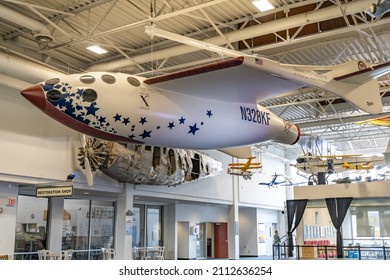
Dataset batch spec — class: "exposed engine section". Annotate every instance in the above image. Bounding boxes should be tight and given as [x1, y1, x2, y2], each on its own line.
[78, 138, 223, 186]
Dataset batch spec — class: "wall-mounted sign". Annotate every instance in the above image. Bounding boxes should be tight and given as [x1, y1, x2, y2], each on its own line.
[36, 185, 73, 198]
[6, 197, 16, 206]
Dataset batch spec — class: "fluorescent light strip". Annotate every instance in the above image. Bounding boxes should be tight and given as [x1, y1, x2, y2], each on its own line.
[252, 0, 275, 12]
[87, 45, 108, 54]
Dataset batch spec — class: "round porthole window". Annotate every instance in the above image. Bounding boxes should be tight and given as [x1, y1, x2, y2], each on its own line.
[127, 77, 140, 87]
[45, 78, 60, 85]
[82, 88, 98, 102]
[46, 89, 62, 102]
[80, 75, 96, 84]
[102, 74, 116, 84]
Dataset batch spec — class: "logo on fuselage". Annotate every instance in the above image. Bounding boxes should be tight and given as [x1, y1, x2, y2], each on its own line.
[140, 93, 150, 110]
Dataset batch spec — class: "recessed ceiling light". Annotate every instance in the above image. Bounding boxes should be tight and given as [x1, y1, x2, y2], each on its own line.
[87, 45, 108, 54]
[252, 0, 275, 12]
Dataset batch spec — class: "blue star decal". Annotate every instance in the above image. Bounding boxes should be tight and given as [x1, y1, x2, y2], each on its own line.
[139, 117, 147, 125]
[140, 130, 152, 139]
[122, 117, 130, 125]
[179, 116, 186, 124]
[168, 122, 175, 129]
[98, 116, 106, 123]
[113, 113, 122, 122]
[206, 110, 213, 118]
[188, 123, 199, 135]
[85, 103, 99, 116]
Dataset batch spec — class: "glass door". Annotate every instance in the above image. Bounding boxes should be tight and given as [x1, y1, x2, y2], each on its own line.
[196, 223, 206, 259]
[132, 204, 163, 248]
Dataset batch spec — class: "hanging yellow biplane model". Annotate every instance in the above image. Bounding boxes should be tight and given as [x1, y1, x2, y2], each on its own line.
[293, 153, 386, 175]
[227, 156, 262, 180]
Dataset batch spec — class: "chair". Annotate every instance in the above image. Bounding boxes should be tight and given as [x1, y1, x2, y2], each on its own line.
[37, 250, 50, 260]
[154, 246, 165, 260]
[140, 247, 152, 260]
[61, 249, 73, 260]
[102, 248, 116, 260]
[0, 254, 8, 260]
[133, 247, 141, 260]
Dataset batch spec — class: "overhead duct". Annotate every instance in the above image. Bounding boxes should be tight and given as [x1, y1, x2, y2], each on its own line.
[0, 3, 52, 44]
[0, 51, 62, 84]
[89, 0, 375, 71]
[0, 74, 31, 91]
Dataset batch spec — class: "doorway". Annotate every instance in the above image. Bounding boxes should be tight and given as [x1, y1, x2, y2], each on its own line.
[214, 222, 228, 258]
[195, 222, 228, 259]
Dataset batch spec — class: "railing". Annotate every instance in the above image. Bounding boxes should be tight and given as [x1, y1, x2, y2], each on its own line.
[273, 243, 390, 260]
[273, 234, 292, 260]
[133, 246, 165, 260]
[13, 248, 107, 260]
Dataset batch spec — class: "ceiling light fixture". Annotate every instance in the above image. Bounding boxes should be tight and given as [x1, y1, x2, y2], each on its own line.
[87, 45, 108, 55]
[252, 0, 275, 12]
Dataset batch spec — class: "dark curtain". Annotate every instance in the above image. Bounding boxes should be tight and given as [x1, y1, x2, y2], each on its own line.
[286, 199, 308, 257]
[325, 197, 353, 258]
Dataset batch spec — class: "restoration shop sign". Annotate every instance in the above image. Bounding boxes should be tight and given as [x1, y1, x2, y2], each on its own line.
[36, 185, 73, 198]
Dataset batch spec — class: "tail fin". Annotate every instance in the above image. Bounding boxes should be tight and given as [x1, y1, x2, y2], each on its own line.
[328, 59, 390, 114]
[335, 79, 382, 114]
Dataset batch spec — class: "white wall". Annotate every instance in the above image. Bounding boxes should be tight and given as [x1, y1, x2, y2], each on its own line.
[239, 155, 287, 209]
[176, 204, 229, 223]
[0, 86, 78, 183]
[294, 180, 390, 200]
[239, 207, 258, 256]
[177, 221, 190, 259]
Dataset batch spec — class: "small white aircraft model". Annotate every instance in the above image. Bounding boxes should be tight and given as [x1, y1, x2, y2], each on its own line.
[227, 156, 262, 180]
[21, 55, 390, 162]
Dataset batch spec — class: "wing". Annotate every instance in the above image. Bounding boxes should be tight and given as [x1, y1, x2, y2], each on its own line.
[356, 115, 390, 126]
[144, 56, 302, 103]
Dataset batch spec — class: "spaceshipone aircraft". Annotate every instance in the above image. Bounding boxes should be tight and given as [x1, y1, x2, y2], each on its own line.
[20, 56, 390, 158]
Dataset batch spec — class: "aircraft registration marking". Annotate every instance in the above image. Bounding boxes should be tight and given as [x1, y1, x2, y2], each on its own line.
[240, 106, 270, 125]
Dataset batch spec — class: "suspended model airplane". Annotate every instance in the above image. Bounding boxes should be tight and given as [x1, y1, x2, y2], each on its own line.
[258, 172, 307, 187]
[227, 156, 262, 180]
[259, 173, 292, 188]
[366, 0, 390, 17]
[293, 153, 388, 175]
[20, 53, 390, 185]
[77, 137, 223, 187]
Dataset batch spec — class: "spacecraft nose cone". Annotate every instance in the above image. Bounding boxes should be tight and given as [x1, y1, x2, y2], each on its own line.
[21, 85, 46, 111]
